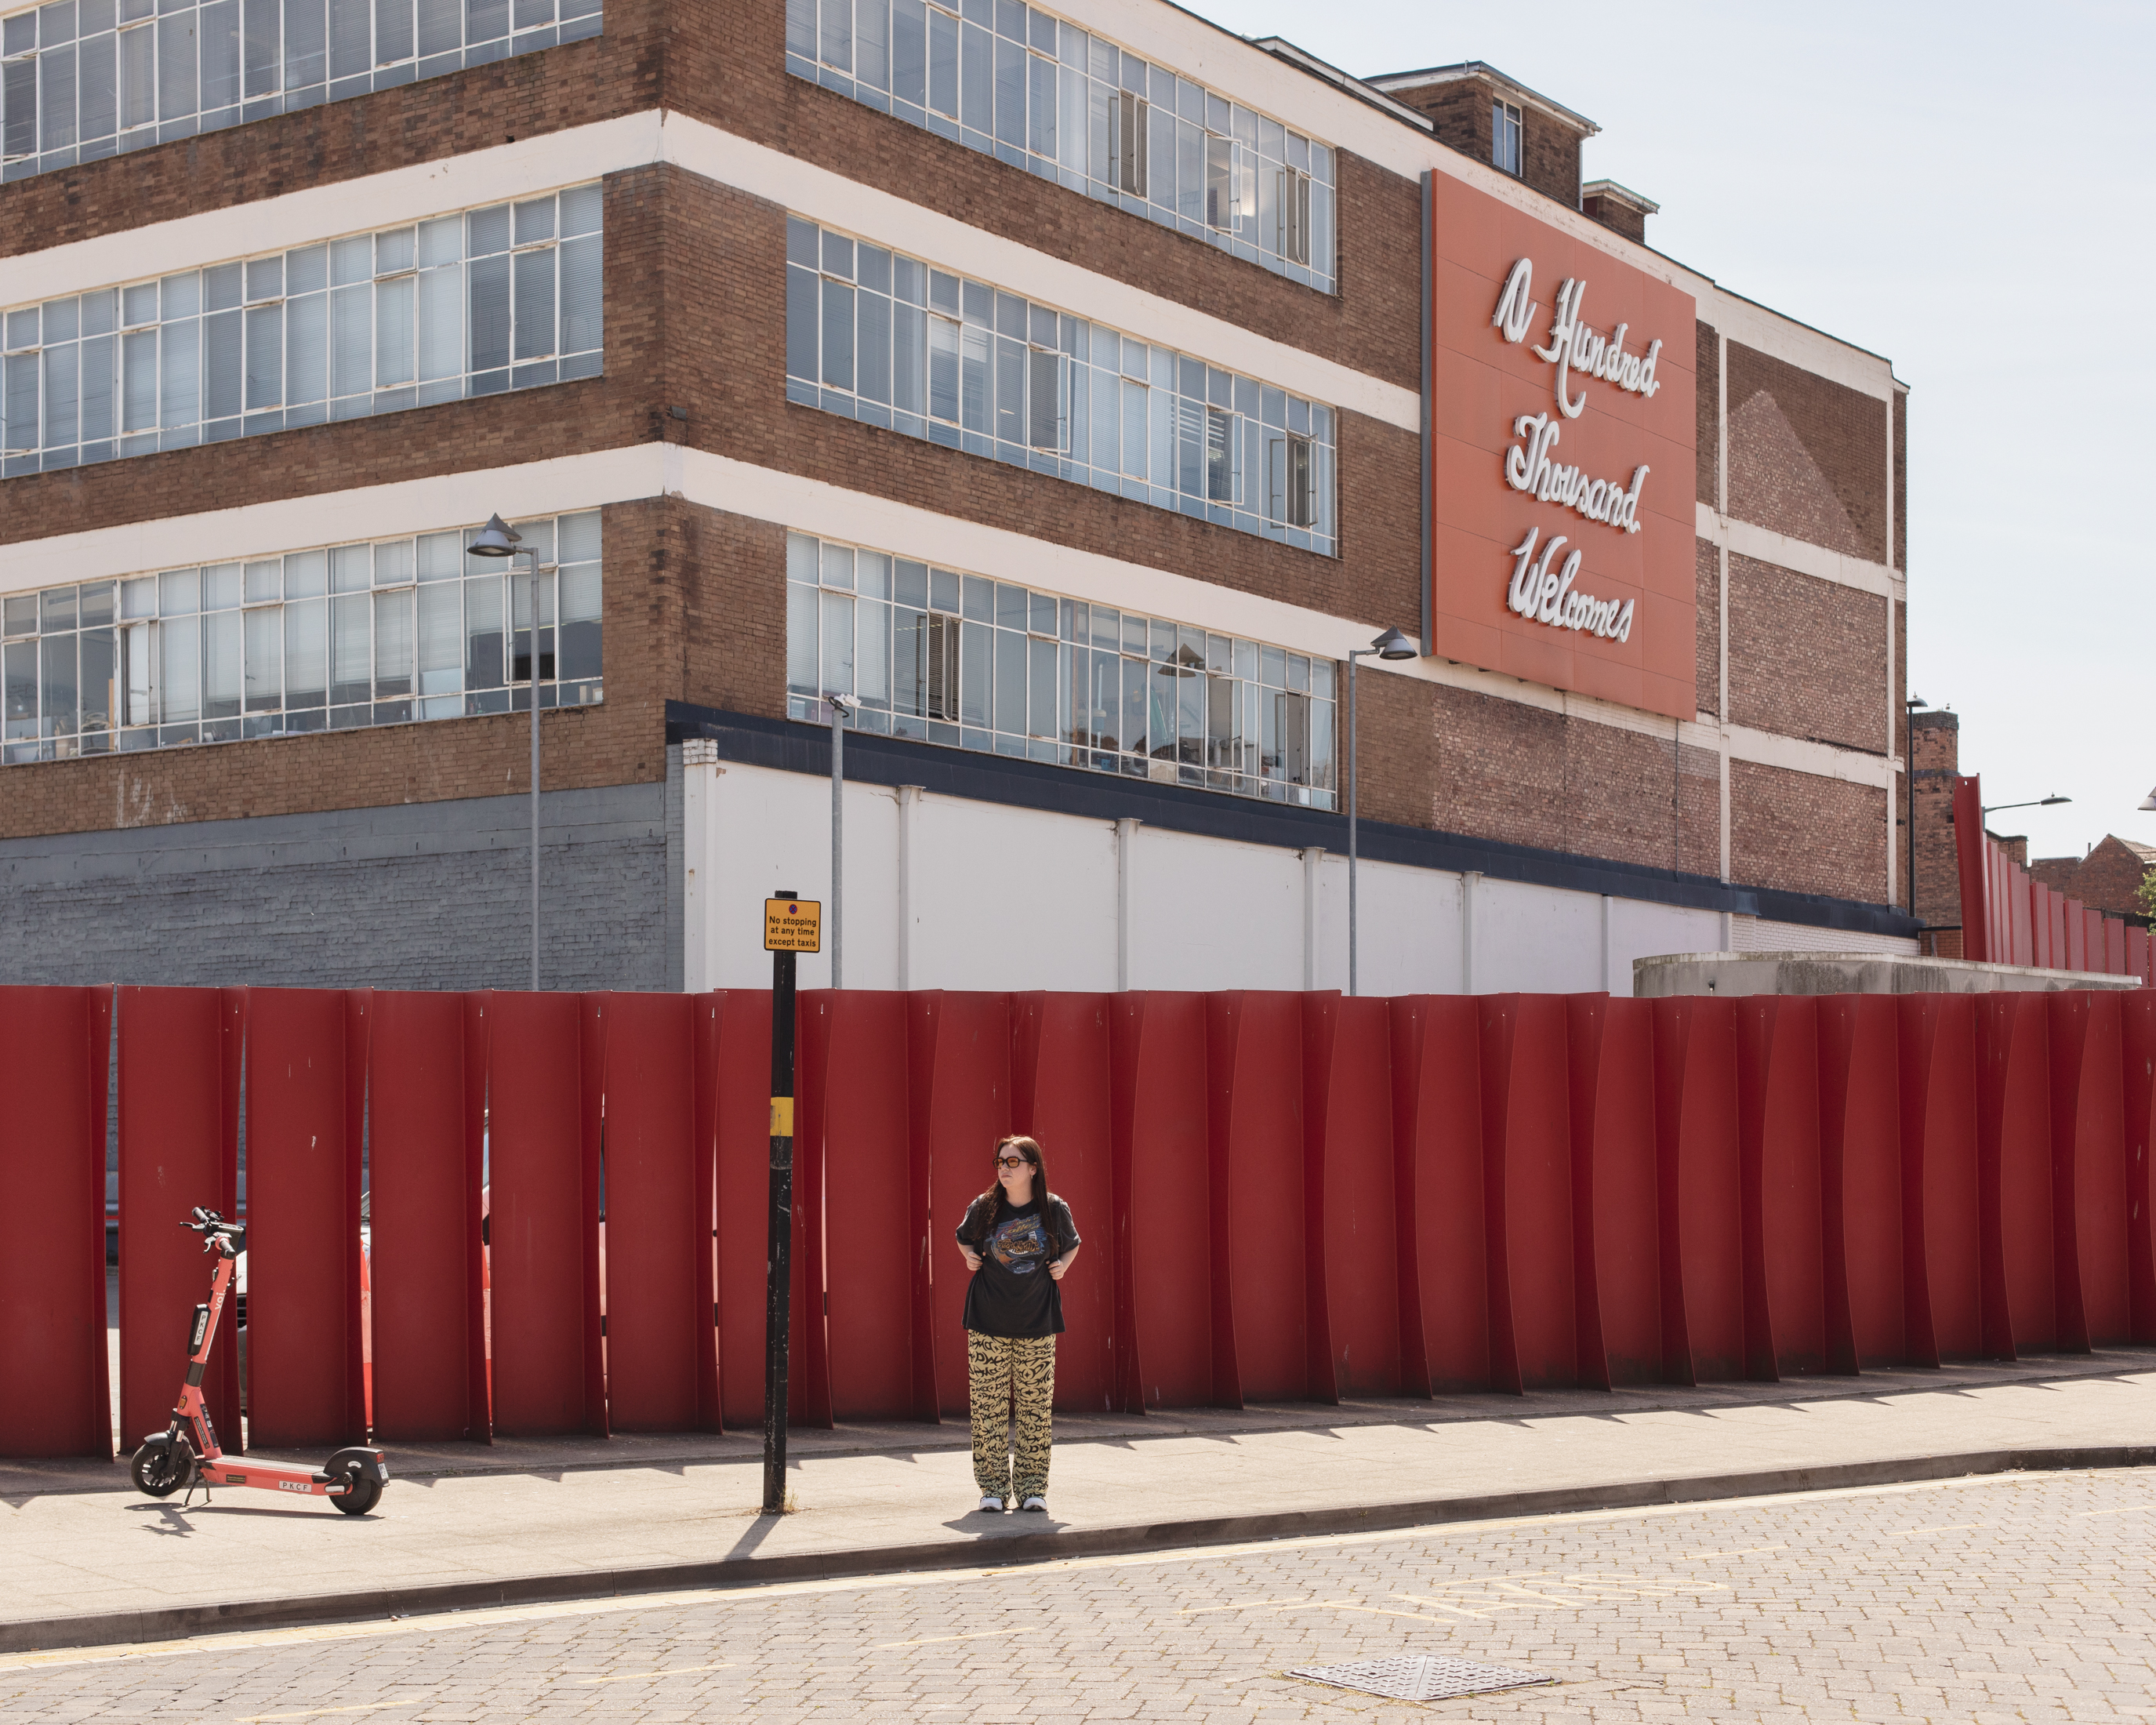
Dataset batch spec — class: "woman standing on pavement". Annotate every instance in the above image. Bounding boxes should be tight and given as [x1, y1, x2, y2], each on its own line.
[953, 1135, 1081, 1515]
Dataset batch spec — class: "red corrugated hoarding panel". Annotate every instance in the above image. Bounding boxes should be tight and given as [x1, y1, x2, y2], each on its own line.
[1817, 996, 1900, 1369]
[917, 993, 1012, 1418]
[1390, 996, 1488, 1392]
[1653, 998, 1744, 1382]
[1951, 777, 1989, 962]
[1305, 994, 1399, 1400]
[1973, 994, 2053, 1356]
[811, 990, 916, 1422]
[1482, 995, 1577, 1391]
[1737, 997, 1827, 1380]
[244, 989, 362, 1448]
[690, 992, 724, 1432]
[118, 987, 242, 1451]
[2049, 991, 2130, 1347]
[1897, 995, 1982, 1363]
[595, 991, 702, 1433]
[1011, 993, 1116, 1414]
[2122, 990, 2156, 1341]
[0, 987, 114, 1458]
[1565, 996, 1659, 1388]
[1208, 993, 1307, 1402]
[368, 990, 485, 1443]
[1111, 993, 1213, 1410]
[713, 990, 812, 1431]
[485, 992, 597, 1436]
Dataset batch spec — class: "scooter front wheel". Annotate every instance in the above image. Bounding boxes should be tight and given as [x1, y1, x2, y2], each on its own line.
[131, 1439, 189, 1498]
[330, 1462, 382, 1516]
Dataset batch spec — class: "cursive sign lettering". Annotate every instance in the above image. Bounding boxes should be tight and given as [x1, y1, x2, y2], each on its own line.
[1505, 528, 1635, 641]
[1504, 413, 1648, 534]
[1494, 260, 1664, 419]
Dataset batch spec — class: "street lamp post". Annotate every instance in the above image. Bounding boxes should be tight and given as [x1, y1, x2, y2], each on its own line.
[829, 694, 850, 989]
[1981, 795, 2072, 816]
[1904, 696, 1927, 925]
[469, 513, 545, 993]
[1347, 627, 1418, 997]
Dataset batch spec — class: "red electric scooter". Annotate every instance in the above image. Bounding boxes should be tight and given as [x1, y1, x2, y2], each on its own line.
[129, 1208, 390, 1515]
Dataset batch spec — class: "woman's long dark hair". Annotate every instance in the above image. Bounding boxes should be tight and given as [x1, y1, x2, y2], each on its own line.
[977, 1134, 1050, 1222]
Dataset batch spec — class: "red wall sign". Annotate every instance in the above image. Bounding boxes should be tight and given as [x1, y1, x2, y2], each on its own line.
[1427, 172, 1698, 719]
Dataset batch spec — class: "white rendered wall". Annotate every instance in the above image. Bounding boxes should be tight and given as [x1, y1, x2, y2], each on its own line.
[1127, 825, 1306, 993]
[675, 757, 1901, 997]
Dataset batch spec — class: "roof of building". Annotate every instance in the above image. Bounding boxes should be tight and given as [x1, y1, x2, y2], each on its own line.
[1361, 61, 1601, 137]
[1582, 178, 1660, 216]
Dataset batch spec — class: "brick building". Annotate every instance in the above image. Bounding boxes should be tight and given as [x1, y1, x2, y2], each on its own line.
[2033, 837, 2155, 924]
[0, 4, 1915, 995]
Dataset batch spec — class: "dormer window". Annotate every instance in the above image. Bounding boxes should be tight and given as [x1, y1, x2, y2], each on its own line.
[1493, 100, 1523, 176]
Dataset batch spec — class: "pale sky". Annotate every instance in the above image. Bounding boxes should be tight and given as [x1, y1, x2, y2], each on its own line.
[1185, 0, 2156, 868]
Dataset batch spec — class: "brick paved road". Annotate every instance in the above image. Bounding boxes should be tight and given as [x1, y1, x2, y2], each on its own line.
[3, 1469, 2153, 1722]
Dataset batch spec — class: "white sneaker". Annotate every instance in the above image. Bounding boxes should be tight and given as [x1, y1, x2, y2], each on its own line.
[978, 1494, 1004, 1513]
[1020, 1495, 1047, 1513]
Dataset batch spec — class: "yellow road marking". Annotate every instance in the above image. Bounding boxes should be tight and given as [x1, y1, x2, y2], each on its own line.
[572, 1661, 734, 1683]
[1178, 1596, 1323, 1615]
[1886, 1522, 1984, 1537]
[239, 1703, 412, 1723]
[877, 1629, 1015, 1648]
[1675, 1545, 1786, 1560]
[2075, 1503, 2155, 1518]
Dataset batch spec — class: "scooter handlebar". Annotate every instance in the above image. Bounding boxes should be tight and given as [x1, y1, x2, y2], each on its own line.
[181, 1209, 245, 1253]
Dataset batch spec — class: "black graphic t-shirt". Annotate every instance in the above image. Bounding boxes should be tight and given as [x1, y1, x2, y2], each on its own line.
[956, 1193, 1080, 1338]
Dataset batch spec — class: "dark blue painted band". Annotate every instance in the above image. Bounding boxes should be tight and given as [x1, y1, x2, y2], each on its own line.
[665, 702, 1919, 941]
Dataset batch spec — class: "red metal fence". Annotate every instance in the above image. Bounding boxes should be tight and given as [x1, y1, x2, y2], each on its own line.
[1954, 775, 2154, 981]
[2, 982, 2153, 1459]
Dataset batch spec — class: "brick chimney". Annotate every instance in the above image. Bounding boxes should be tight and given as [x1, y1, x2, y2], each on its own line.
[1581, 179, 1657, 245]
[1911, 710, 1962, 955]
[1364, 62, 1595, 209]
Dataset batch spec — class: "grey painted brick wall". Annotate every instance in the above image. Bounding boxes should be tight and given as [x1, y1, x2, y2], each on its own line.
[0, 781, 672, 992]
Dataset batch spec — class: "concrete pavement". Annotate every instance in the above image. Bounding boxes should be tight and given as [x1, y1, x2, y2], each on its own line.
[8, 1464, 2154, 1721]
[2, 1349, 2151, 1654]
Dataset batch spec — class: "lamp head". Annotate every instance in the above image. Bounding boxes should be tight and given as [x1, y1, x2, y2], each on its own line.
[1905, 695, 1929, 710]
[1372, 626, 1417, 661]
[468, 513, 521, 557]
[2040, 795, 2071, 807]
[2142, 785, 2156, 813]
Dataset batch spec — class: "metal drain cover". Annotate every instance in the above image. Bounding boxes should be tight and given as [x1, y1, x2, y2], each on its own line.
[1288, 1654, 1552, 1701]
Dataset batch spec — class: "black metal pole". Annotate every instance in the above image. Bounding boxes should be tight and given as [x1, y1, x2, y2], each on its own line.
[762, 892, 798, 1516]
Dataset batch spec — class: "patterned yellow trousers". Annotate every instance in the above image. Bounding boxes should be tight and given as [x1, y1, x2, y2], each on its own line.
[966, 1331, 1057, 1501]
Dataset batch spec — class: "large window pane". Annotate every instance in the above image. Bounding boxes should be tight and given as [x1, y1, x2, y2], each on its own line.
[464, 572, 502, 689]
[159, 614, 200, 723]
[330, 592, 369, 704]
[375, 274, 414, 385]
[203, 609, 242, 718]
[818, 278, 853, 390]
[157, 12, 196, 117]
[557, 565, 601, 682]
[244, 606, 281, 710]
[40, 633, 78, 734]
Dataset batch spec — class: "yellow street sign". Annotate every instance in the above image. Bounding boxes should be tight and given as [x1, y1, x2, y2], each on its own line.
[764, 897, 822, 953]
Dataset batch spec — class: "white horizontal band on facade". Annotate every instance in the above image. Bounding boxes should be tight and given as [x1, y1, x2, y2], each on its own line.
[1694, 503, 1904, 598]
[0, 114, 664, 311]
[1, 111, 1417, 434]
[8, 439, 1897, 794]
[675, 118, 1418, 433]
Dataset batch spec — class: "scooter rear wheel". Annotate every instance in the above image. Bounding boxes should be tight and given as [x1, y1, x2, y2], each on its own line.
[131, 1440, 188, 1498]
[330, 1463, 382, 1516]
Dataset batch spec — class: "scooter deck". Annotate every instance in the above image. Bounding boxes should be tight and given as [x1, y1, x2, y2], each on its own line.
[197, 1458, 352, 1498]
